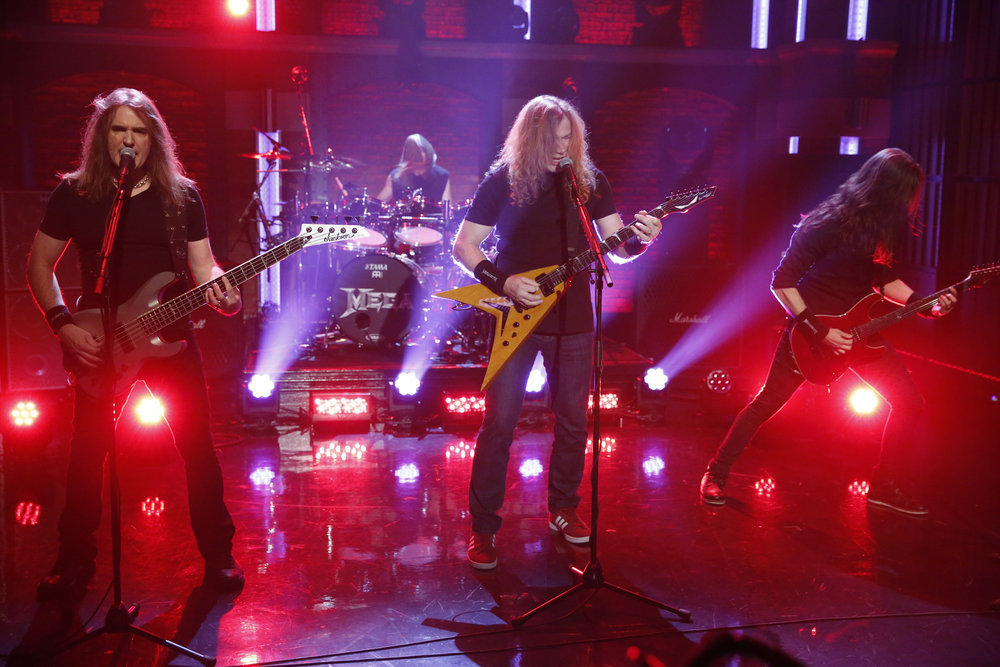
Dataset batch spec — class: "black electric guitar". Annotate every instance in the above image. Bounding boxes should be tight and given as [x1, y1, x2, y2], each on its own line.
[790, 262, 1000, 385]
[434, 185, 717, 390]
[70, 223, 367, 397]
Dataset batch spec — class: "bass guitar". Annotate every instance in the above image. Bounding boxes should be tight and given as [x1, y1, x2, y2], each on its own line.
[790, 262, 1000, 385]
[434, 185, 717, 390]
[71, 223, 367, 397]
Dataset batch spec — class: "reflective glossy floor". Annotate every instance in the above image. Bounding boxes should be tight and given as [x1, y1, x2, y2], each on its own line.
[2, 358, 999, 666]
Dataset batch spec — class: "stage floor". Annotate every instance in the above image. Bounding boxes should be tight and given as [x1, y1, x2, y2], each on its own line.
[1, 357, 999, 666]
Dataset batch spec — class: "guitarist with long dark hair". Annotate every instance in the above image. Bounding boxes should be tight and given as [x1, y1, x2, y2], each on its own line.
[26, 88, 244, 597]
[452, 95, 663, 569]
[700, 148, 957, 516]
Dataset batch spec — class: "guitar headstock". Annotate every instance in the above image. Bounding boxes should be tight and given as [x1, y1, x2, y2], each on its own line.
[298, 223, 369, 248]
[965, 261, 1000, 288]
[651, 185, 717, 218]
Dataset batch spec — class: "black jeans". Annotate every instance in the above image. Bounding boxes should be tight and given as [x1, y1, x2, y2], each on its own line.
[56, 336, 236, 566]
[470, 332, 593, 535]
[707, 330, 924, 483]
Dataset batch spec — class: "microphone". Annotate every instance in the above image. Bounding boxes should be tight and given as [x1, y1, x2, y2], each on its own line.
[559, 157, 579, 194]
[117, 147, 136, 185]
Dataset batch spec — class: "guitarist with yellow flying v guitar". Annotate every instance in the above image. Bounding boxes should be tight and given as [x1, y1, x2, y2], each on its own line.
[443, 95, 684, 570]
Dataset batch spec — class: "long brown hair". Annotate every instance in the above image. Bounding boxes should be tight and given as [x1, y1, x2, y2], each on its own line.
[798, 148, 924, 265]
[64, 87, 194, 209]
[491, 95, 596, 206]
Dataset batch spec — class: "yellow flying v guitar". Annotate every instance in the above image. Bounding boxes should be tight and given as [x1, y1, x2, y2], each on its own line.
[71, 223, 368, 397]
[434, 185, 717, 389]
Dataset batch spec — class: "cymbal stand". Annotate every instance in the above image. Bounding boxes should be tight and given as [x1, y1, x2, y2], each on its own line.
[233, 157, 280, 253]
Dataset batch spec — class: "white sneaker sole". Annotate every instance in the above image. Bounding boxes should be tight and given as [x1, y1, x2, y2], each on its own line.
[548, 521, 590, 544]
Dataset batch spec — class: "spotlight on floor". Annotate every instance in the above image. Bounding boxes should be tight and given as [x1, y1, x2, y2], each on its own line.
[388, 372, 428, 436]
[242, 372, 280, 426]
[2, 397, 54, 459]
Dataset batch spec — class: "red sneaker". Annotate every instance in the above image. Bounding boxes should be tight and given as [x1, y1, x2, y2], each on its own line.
[548, 507, 590, 544]
[468, 531, 498, 570]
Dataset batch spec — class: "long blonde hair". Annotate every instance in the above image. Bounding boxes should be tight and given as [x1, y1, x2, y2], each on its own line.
[64, 87, 194, 209]
[492, 95, 596, 206]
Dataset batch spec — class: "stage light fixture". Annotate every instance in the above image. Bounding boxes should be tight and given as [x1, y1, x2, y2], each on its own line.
[311, 393, 372, 422]
[242, 372, 280, 424]
[394, 372, 420, 397]
[443, 394, 485, 416]
[227, 0, 251, 17]
[135, 396, 165, 425]
[9, 400, 40, 427]
[847, 387, 879, 415]
[705, 369, 733, 394]
[588, 392, 621, 411]
[644, 367, 669, 391]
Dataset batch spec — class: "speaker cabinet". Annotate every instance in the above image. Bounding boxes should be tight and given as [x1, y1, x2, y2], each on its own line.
[3, 290, 81, 392]
[1, 189, 80, 291]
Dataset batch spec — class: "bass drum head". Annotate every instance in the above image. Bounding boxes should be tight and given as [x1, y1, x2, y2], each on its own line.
[331, 253, 424, 347]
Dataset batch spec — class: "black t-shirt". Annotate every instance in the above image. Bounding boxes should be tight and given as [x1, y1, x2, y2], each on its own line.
[771, 221, 898, 316]
[466, 167, 617, 335]
[390, 164, 450, 203]
[40, 179, 209, 306]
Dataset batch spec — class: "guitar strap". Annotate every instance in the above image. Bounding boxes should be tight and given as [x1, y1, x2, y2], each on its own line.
[164, 202, 191, 286]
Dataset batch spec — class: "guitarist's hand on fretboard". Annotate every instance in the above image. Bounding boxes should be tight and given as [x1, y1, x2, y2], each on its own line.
[506, 274, 544, 308]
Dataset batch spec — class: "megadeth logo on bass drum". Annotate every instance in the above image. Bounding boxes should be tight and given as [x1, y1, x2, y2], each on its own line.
[338, 288, 415, 318]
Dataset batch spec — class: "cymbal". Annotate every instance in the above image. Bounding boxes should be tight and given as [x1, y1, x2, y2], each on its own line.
[308, 154, 364, 171]
[240, 149, 291, 160]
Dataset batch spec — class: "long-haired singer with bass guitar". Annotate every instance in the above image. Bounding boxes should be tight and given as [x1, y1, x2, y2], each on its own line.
[451, 95, 663, 570]
[26, 88, 244, 598]
[699, 147, 957, 517]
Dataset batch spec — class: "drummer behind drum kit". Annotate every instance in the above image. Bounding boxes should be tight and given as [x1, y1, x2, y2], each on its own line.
[244, 141, 483, 352]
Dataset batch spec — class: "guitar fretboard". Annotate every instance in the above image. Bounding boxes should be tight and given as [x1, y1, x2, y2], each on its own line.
[105, 235, 309, 348]
[536, 191, 707, 297]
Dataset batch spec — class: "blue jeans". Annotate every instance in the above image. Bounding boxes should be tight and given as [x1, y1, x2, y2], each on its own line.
[470, 332, 593, 535]
[707, 330, 924, 483]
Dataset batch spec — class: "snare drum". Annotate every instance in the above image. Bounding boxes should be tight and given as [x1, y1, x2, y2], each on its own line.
[340, 195, 389, 252]
[331, 253, 425, 347]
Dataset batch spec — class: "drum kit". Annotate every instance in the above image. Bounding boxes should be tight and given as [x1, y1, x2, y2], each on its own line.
[241, 141, 486, 356]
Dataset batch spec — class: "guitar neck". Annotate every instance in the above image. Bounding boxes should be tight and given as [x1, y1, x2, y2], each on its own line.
[852, 280, 967, 340]
[538, 221, 640, 295]
[136, 234, 308, 332]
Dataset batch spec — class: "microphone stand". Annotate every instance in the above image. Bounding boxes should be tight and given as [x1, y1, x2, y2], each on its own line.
[511, 165, 691, 628]
[48, 154, 216, 666]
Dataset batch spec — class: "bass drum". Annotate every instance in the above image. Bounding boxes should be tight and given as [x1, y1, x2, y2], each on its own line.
[331, 253, 425, 347]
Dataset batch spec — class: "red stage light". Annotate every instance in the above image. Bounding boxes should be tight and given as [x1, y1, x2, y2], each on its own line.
[588, 393, 620, 411]
[141, 496, 166, 517]
[311, 394, 372, 421]
[848, 480, 870, 496]
[444, 395, 485, 415]
[755, 476, 776, 496]
[9, 401, 40, 428]
[227, 0, 252, 18]
[848, 387, 880, 415]
[15, 501, 41, 526]
[135, 396, 165, 424]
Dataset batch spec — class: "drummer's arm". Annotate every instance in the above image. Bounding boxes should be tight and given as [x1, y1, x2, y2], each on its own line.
[375, 175, 393, 203]
[452, 218, 493, 275]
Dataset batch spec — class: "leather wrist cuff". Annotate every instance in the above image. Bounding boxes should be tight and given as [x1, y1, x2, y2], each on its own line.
[44, 304, 75, 335]
[473, 260, 509, 296]
[794, 307, 829, 342]
[624, 234, 647, 257]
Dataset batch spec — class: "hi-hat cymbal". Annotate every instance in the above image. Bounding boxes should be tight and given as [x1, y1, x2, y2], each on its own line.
[240, 149, 291, 160]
